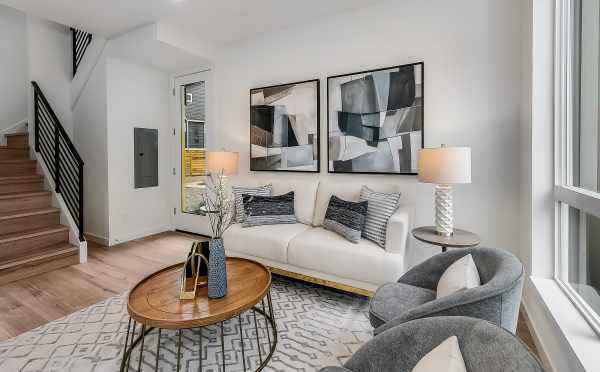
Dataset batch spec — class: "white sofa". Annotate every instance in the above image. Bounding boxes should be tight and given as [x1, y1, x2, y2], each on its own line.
[223, 178, 411, 295]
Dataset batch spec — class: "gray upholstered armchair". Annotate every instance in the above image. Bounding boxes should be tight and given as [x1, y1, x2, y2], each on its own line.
[369, 247, 524, 335]
[319, 317, 544, 372]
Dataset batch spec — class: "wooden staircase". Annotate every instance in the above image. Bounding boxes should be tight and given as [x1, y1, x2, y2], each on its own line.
[0, 132, 79, 285]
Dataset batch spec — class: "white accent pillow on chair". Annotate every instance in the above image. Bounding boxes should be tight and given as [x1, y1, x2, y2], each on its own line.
[411, 336, 467, 372]
[436, 254, 481, 299]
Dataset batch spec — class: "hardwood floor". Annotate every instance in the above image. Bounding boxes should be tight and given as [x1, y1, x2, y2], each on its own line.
[0, 231, 203, 340]
[0, 231, 538, 356]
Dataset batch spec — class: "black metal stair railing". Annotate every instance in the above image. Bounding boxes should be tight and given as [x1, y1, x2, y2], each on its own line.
[32, 81, 85, 241]
[71, 28, 92, 77]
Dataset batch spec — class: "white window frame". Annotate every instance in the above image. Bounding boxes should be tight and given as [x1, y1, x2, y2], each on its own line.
[554, 0, 600, 337]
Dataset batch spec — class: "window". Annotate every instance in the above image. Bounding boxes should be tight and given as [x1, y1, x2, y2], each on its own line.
[555, 0, 600, 334]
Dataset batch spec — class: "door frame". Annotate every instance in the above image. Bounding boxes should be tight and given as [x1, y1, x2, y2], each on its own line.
[171, 69, 213, 236]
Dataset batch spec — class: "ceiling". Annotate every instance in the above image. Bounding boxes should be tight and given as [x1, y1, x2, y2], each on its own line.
[0, 0, 384, 45]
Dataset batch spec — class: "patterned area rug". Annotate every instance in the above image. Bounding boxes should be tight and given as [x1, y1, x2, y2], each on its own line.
[0, 277, 372, 372]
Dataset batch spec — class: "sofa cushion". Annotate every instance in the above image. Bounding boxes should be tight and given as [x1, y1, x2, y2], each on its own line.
[232, 184, 272, 223]
[242, 192, 297, 227]
[436, 254, 481, 299]
[322, 195, 368, 243]
[223, 223, 310, 263]
[359, 186, 401, 248]
[269, 179, 319, 225]
[411, 336, 467, 372]
[369, 282, 436, 328]
[314, 181, 402, 226]
[288, 227, 405, 285]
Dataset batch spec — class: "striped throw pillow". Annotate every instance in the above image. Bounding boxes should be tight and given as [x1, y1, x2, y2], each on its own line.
[232, 184, 272, 223]
[322, 195, 368, 243]
[242, 192, 297, 227]
[359, 186, 401, 248]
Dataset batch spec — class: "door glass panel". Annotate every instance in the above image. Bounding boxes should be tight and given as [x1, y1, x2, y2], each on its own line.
[181, 81, 207, 214]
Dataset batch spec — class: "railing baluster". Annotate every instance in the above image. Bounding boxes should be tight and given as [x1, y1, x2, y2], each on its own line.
[71, 28, 77, 77]
[54, 121, 60, 193]
[34, 92, 39, 152]
[31, 81, 85, 242]
[79, 162, 84, 241]
[71, 28, 92, 77]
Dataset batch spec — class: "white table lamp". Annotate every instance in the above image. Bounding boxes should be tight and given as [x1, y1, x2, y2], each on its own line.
[207, 151, 239, 176]
[418, 145, 471, 236]
[206, 151, 239, 200]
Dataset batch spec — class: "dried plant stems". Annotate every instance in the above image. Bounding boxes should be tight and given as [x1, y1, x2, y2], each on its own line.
[200, 170, 235, 239]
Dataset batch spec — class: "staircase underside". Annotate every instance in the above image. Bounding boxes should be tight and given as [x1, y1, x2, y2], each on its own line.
[0, 132, 79, 285]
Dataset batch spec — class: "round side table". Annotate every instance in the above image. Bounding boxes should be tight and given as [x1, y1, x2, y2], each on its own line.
[412, 226, 480, 253]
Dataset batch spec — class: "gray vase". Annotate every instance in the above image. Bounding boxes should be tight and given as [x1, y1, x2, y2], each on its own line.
[208, 238, 227, 299]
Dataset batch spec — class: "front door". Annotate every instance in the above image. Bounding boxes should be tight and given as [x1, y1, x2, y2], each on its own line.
[172, 71, 212, 236]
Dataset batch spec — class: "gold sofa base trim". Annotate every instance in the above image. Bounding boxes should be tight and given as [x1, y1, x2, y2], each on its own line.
[267, 267, 374, 298]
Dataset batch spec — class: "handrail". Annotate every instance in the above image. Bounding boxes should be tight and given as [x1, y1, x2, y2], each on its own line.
[32, 82, 84, 165]
[32, 81, 85, 241]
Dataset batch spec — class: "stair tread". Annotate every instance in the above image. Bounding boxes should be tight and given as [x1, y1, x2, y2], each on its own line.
[0, 243, 77, 270]
[4, 133, 28, 137]
[0, 146, 28, 150]
[0, 159, 36, 164]
[0, 191, 50, 199]
[0, 225, 69, 243]
[0, 175, 43, 183]
[0, 207, 60, 220]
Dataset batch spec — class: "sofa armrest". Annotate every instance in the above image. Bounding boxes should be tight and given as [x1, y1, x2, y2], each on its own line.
[385, 205, 411, 255]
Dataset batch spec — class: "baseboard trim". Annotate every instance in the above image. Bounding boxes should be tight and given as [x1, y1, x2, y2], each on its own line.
[268, 267, 374, 298]
[521, 300, 555, 372]
[0, 119, 27, 134]
[175, 229, 212, 240]
[109, 224, 172, 246]
[85, 232, 109, 246]
[0, 119, 28, 145]
[521, 278, 590, 372]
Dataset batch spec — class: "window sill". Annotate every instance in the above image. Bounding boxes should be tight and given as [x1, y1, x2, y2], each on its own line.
[528, 277, 600, 372]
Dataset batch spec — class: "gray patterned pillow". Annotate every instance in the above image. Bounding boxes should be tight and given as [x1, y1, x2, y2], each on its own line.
[322, 195, 368, 243]
[359, 186, 401, 248]
[232, 184, 272, 223]
[242, 192, 297, 227]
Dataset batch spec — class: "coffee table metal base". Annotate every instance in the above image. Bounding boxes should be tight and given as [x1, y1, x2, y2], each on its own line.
[120, 291, 277, 372]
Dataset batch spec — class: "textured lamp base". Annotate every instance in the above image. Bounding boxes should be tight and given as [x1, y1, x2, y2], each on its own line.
[435, 184, 453, 236]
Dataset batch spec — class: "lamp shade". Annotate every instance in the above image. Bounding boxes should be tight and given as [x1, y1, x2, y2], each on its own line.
[417, 146, 471, 184]
[207, 151, 239, 176]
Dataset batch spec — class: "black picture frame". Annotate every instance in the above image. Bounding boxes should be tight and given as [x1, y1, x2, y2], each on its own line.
[249, 79, 320, 173]
[326, 62, 424, 175]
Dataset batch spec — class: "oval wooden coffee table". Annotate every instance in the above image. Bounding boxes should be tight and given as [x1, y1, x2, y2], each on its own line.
[120, 257, 277, 372]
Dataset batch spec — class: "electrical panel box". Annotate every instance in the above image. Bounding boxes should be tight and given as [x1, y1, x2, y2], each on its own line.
[134, 128, 159, 188]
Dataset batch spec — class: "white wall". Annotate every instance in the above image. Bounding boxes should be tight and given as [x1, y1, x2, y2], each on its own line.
[26, 15, 74, 137]
[214, 0, 523, 267]
[73, 57, 108, 241]
[69, 20, 209, 245]
[106, 57, 171, 245]
[0, 5, 27, 131]
[520, 0, 534, 276]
